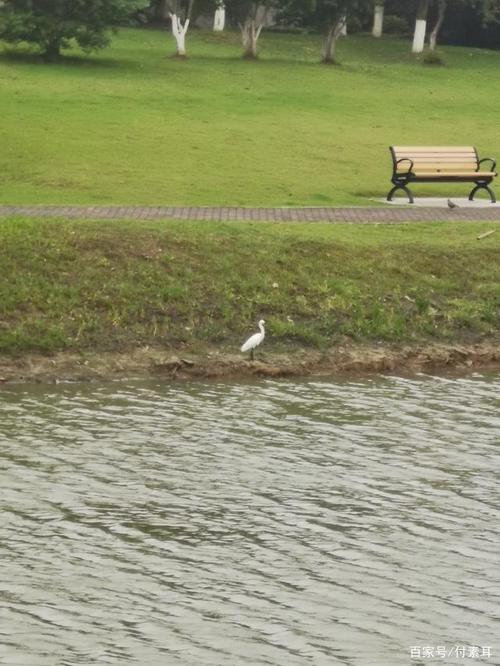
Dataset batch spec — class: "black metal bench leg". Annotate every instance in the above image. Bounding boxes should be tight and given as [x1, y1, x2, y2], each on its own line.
[469, 183, 496, 203]
[387, 184, 414, 204]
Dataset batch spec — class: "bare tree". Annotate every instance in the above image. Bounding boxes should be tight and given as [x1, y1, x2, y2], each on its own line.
[279, 0, 370, 64]
[155, 0, 170, 19]
[166, 0, 194, 56]
[238, 3, 270, 59]
[318, 1, 371, 64]
[412, 0, 429, 52]
[213, 0, 226, 30]
[322, 14, 347, 63]
[372, 1, 384, 37]
[429, 0, 446, 50]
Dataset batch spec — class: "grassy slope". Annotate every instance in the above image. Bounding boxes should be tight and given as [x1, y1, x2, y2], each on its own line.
[0, 29, 500, 206]
[0, 217, 498, 355]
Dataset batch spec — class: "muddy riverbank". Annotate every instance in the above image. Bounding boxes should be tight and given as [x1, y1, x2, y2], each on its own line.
[1, 342, 499, 384]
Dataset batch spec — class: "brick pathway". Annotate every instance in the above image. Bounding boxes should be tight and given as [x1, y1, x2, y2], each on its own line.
[1, 205, 500, 223]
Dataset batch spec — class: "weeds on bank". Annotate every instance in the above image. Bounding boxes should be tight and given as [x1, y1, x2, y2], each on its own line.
[0, 218, 498, 354]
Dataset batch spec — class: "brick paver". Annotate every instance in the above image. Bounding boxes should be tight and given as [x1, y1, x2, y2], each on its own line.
[1, 205, 500, 223]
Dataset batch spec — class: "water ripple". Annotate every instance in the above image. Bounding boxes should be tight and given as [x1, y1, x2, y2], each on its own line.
[1, 373, 499, 665]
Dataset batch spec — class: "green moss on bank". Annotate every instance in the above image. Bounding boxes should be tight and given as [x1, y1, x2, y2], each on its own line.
[0, 217, 499, 355]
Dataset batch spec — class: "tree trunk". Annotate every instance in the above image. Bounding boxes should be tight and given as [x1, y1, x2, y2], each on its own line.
[213, 4, 225, 31]
[412, 0, 429, 53]
[170, 13, 189, 57]
[43, 39, 61, 61]
[372, 3, 384, 38]
[429, 0, 446, 50]
[322, 17, 345, 64]
[239, 18, 263, 59]
[156, 0, 170, 21]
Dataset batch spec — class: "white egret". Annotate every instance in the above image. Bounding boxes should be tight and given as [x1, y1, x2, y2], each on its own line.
[240, 319, 265, 361]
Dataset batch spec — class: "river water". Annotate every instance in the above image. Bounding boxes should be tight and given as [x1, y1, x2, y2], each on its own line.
[1, 373, 499, 666]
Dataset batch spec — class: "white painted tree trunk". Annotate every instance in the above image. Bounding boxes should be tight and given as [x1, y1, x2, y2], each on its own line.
[213, 5, 225, 31]
[170, 13, 190, 56]
[412, 19, 427, 53]
[412, 0, 429, 53]
[239, 18, 263, 59]
[372, 4, 384, 38]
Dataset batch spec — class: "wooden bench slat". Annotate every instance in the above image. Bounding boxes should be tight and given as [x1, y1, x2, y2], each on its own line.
[393, 155, 477, 160]
[394, 155, 478, 161]
[396, 153, 477, 162]
[394, 148, 475, 152]
[394, 155, 477, 160]
[411, 171, 495, 177]
[394, 151, 476, 155]
[397, 162, 479, 167]
[398, 151, 476, 154]
[394, 146, 475, 152]
[397, 162, 477, 173]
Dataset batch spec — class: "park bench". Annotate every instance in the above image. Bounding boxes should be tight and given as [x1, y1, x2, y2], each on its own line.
[387, 146, 497, 203]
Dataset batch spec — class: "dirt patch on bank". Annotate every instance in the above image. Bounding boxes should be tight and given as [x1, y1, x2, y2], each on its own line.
[0, 342, 499, 384]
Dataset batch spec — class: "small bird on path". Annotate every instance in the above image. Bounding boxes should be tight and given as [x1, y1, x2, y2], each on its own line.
[447, 199, 459, 209]
[240, 319, 265, 361]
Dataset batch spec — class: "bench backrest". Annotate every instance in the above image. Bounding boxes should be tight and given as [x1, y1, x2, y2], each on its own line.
[390, 146, 478, 174]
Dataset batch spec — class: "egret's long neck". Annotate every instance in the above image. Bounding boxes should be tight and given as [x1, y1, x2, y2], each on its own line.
[259, 322, 265, 335]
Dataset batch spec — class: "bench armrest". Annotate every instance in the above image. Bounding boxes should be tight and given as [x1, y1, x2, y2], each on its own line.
[478, 157, 496, 172]
[395, 157, 414, 176]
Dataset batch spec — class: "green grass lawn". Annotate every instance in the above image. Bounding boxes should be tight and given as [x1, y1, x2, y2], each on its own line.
[1, 28, 500, 206]
[0, 217, 498, 354]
